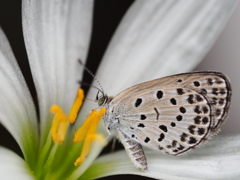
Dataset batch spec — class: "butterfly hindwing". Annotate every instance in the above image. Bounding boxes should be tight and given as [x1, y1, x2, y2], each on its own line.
[176, 72, 231, 132]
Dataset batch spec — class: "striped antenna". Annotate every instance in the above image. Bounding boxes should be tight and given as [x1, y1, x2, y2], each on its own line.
[78, 59, 105, 95]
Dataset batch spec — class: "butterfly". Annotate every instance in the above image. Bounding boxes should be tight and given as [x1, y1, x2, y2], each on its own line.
[96, 71, 232, 171]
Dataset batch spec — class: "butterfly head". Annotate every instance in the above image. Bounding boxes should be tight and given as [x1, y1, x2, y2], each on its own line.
[96, 91, 108, 107]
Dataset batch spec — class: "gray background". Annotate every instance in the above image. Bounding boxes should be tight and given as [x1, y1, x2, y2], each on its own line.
[195, 2, 240, 135]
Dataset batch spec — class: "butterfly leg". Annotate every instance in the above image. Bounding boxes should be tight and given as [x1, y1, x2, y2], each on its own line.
[118, 130, 148, 171]
[111, 137, 117, 152]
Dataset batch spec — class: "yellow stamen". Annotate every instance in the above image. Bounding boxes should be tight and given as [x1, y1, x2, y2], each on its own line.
[57, 118, 68, 144]
[50, 105, 68, 144]
[74, 108, 106, 143]
[68, 89, 84, 123]
[74, 108, 106, 165]
[74, 133, 106, 166]
[73, 109, 98, 143]
[50, 89, 84, 144]
[49, 88, 107, 165]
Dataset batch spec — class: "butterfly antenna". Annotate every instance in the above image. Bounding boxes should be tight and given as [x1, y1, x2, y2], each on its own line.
[78, 81, 104, 96]
[78, 59, 105, 95]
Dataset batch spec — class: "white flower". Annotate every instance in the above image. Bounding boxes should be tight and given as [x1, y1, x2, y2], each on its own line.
[0, 0, 239, 180]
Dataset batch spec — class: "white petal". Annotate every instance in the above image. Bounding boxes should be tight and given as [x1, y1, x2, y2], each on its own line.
[83, 0, 237, 103]
[0, 29, 38, 166]
[81, 134, 240, 180]
[0, 147, 35, 180]
[100, 0, 238, 94]
[22, 0, 93, 142]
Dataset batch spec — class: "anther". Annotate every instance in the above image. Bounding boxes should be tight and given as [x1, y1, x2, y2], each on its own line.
[68, 89, 84, 123]
[74, 108, 106, 165]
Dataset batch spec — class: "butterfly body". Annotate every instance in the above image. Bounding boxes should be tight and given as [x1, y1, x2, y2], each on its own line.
[99, 71, 232, 171]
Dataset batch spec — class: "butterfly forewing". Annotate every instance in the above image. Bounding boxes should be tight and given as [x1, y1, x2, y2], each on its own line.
[109, 71, 231, 155]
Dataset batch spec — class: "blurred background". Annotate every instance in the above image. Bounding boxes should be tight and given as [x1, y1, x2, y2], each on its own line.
[194, 2, 240, 135]
[0, 0, 239, 180]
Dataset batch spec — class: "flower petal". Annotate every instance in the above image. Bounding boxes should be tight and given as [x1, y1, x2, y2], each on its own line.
[85, 0, 238, 100]
[0, 28, 38, 168]
[81, 134, 240, 180]
[22, 0, 93, 144]
[0, 147, 35, 180]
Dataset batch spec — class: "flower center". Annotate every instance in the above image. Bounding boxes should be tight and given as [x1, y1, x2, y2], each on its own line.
[50, 89, 106, 165]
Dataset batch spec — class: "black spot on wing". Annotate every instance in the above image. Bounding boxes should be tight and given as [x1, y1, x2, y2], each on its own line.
[198, 128, 205, 135]
[180, 107, 186, 113]
[173, 149, 178, 153]
[207, 78, 213, 85]
[211, 97, 218, 105]
[138, 123, 145, 128]
[144, 137, 150, 143]
[176, 115, 183, 121]
[180, 133, 188, 142]
[188, 125, 196, 134]
[159, 125, 168, 132]
[212, 88, 218, 95]
[158, 133, 165, 142]
[195, 94, 203, 102]
[220, 88, 226, 95]
[156, 91, 163, 99]
[140, 114, 146, 120]
[172, 140, 177, 147]
[135, 98, 142, 107]
[177, 145, 185, 150]
[189, 137, 197, 144]
[193, 81, 200, 87]
[171, 122, 176, 127]
[177, 88, 184, 95]
[219, 98, 225, 106]
[194, 116, 201, 124]
[202, 117, 209, 124]
[202, 106, 208, 114]
[194, 106, 201, 114]
[187, 95, 194, 104]
[170, 98, 177, 105]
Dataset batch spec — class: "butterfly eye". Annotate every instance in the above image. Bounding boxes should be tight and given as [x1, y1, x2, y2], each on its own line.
[98, 96, 107, 106]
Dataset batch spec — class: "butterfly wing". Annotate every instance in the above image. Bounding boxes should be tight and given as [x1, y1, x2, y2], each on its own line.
[109, 71, 231, 155]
